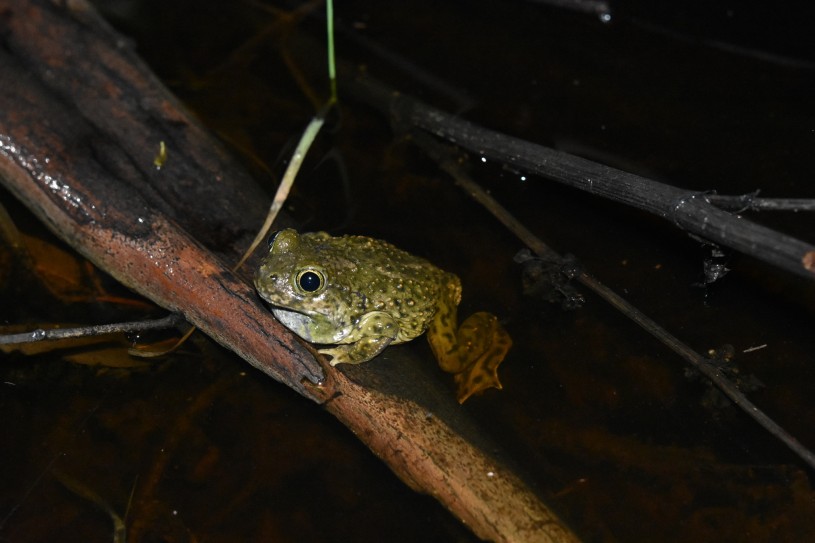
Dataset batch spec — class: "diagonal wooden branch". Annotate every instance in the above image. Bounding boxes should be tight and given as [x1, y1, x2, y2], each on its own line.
[0, 1, 579, 541]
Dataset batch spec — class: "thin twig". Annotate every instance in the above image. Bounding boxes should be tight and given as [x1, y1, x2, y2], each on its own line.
[0, 314, 183, 346]
[412, 132, 815, 472]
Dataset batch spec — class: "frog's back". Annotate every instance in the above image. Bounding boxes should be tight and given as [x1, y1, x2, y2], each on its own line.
[311, 233, 455, 342]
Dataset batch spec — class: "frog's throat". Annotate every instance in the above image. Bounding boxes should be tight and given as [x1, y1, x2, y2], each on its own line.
[271, 307, 348, 344]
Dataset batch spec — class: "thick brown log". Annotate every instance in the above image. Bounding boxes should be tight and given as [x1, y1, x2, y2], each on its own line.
[0, 1, 580, 541]
[0, 7, 323, 399]
[325, 370, 580, 542]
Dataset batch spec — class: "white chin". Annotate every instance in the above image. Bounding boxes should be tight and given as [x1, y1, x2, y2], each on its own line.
[272, 308, 318, 341]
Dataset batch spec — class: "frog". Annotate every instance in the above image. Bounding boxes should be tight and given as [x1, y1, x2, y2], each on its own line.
[253, 229, 512, 403]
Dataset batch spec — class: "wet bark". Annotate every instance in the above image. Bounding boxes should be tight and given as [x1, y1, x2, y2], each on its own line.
[0, 1, 579, 541]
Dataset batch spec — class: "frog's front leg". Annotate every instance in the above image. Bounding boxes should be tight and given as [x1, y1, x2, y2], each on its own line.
[320, 311, 399, 366]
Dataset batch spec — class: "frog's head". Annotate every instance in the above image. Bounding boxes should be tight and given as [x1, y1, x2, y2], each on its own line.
[253, 229, 360, 344]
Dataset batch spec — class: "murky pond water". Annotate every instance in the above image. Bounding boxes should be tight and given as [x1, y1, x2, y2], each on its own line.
[2, 0, 815, 541]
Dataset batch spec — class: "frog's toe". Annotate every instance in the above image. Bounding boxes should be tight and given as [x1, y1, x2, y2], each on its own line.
[319, 347, 351, 366]
[454, 324, 512, 403]
[453, 348, 503, 403]
[319, 335, 395, 366]
[319, 345, 367, 366]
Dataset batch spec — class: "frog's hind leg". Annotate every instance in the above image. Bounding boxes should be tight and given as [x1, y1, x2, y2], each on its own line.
[428, 306, 512, 403]
[451, 312, 512, 403]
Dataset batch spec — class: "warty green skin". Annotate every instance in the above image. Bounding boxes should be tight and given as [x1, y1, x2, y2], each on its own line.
[254, 229, 461, 365]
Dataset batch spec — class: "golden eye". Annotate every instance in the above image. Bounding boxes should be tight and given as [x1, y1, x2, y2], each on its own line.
[297, 270, 324, 292]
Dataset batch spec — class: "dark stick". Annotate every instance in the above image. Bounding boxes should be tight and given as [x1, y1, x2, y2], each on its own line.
[581, 272, 815, 470]
[342, 72, 815, 280]
[413, 132, 815, 471]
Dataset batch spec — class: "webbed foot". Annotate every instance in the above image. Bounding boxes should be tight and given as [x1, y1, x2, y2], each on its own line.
[442, 312, 512, 403]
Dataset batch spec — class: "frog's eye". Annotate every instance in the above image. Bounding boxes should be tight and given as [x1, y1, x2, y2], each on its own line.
[297, 269, 324, 293]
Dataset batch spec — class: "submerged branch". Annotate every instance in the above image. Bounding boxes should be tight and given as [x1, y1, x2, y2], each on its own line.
[412, 132, 815, 472]
[0, 314, 183, 346]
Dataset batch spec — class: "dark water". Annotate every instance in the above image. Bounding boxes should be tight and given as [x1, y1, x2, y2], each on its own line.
[2, 1, 815, 541]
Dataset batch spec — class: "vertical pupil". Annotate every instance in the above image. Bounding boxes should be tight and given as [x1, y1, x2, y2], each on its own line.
[299, 271, 322, 292]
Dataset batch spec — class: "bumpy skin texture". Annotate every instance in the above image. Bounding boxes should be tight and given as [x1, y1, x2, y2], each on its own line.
[254, 229, 511, 402]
